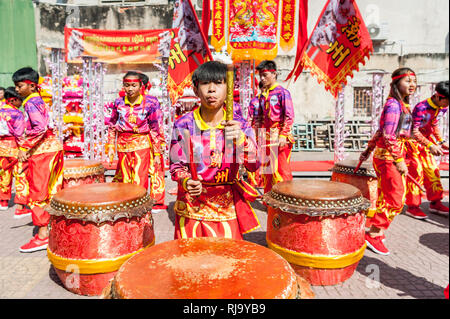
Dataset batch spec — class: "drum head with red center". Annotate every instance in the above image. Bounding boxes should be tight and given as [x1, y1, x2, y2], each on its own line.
[110, 237, 298, 299]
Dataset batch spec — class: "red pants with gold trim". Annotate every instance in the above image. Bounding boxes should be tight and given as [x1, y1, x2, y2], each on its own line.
[367, 158, 406, 230]
[0, 157, 15, 201]
[149, 153, 166, 206]
[405, 145, 444, 207]
[174, 214, 243, 240]
[27, 151, 64, 227]
[261, 143, 293, 193]
[13, 161, 29, 205]
[113, 148, 150, 191]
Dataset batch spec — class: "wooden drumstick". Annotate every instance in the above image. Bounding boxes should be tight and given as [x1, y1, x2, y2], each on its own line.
[407, 173, 426, 193]
[225, 64, 234, 121]
[0, 158, 18, 175]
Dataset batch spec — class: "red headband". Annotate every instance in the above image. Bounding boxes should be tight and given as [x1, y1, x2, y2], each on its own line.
[123, 78, 142, 83]
[391, 73, 416, 81]
[435, 91, 447, 99]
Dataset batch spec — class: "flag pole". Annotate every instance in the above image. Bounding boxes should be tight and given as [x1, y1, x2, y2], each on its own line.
[186, 0, 213, 61]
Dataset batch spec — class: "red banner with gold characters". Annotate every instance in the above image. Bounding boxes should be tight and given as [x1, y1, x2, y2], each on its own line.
[227, 0, 279, 62]
[299, 0, 373, 98]
[64, 27, 170, 64]
[280, 0, 296, 52]
[168, 0, 212, 104]
[212, 0, 226, 52]
[167, 29, 208, 104]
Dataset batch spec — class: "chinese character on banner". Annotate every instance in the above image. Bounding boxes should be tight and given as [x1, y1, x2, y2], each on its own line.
[280, 0, 296, 52]
[227, 0, 279, 62]
[212, 0, 226, 52]
[290, 0, 373, 97]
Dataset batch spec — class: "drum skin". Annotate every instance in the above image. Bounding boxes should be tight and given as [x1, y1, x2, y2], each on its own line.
[264, 180, 368, 286]
[103, 238, 305, 299]
[62, 158, 105, 188]
[47, 183, 155, 296]
[330, 159, 377, 225]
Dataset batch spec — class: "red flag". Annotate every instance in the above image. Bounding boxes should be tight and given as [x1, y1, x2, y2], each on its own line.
[288, 0, 373, 97]
[285, 0, 308, 81]
[168, 0, 212, 105]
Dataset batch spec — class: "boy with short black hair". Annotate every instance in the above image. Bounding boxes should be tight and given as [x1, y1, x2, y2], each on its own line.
[255, 60, 295, 193]
[13, 67, 64, 253]
[170, 61, 260, 239]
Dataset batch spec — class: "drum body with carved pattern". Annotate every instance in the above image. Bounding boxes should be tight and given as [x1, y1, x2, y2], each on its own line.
[47, 183, 155, 296]
[102, 237, 315, 299]
[264, 180, 370, 286]
[62, 158, 105, 188]
[331, 159, 377, 225]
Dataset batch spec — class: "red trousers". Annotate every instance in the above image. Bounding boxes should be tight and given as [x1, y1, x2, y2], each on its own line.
[0, 158, 29, 205]
[0, 157, 15, 201]
[149, 153, 166, 206]
[261, 143, 293, 193]
[405, 145, 444, 207]
[27, 151, 64, 227]
[367, 157, 406, 230]
[113, 148, 150, 190]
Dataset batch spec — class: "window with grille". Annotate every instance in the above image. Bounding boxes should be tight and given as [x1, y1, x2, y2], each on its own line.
[353, 87, 372, 117]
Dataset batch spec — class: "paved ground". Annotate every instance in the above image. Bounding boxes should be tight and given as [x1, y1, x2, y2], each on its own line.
[0, 152, 448, 299]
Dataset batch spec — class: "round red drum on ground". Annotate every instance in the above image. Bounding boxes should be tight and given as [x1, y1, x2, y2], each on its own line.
[264, 180, 370, 286]
[62, 158, 105, 188]
[103, 237, 312, 299]
[47, 182, 155, 296]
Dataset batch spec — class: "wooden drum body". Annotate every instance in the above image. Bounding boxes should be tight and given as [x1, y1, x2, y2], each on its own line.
[103, 237, 314, 299]
[47, 183, 155, 296]
[330, 159, 377, 223]
[264, 180, 370, 286]
[63, 158, 105, 188]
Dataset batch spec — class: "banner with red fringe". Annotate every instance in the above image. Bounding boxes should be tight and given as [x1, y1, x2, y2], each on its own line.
[169, 0, 212, 105]
[297, 0, 373, 98]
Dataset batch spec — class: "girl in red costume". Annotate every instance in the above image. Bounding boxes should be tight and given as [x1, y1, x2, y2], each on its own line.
[106, 71, 163, 193]
[365, 68, 417, 256]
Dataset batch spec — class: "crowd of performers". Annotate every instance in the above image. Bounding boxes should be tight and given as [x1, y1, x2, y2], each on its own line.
[0, 62, 448, 259]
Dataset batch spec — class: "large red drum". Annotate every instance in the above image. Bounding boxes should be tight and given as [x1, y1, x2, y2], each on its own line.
[330, 159, 377, 225]
[102, 237, 314, 299]
[264, 180, 370, 286]
[47, 183, 155, 296]
[62, 158, 105, 188]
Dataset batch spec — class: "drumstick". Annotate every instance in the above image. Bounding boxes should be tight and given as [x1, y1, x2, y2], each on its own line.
[225, 64, 234, 122]
[188, 132, 198, 181]
[181, 128, 198, 181]
[353, 159, 363, 174]
[0, 158, 18, 175]
[407, 173, 426, 193]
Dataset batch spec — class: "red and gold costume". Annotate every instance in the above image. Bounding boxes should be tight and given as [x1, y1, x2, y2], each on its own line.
[0, 101, 27, 203]
[405, 98, 447, 207]
[257, 83, 295, 193]
[18, 93, 64, 227]
[169, 107, 260, 239]
[368, 98, 413, 229]
[106, 94, 163, 194]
